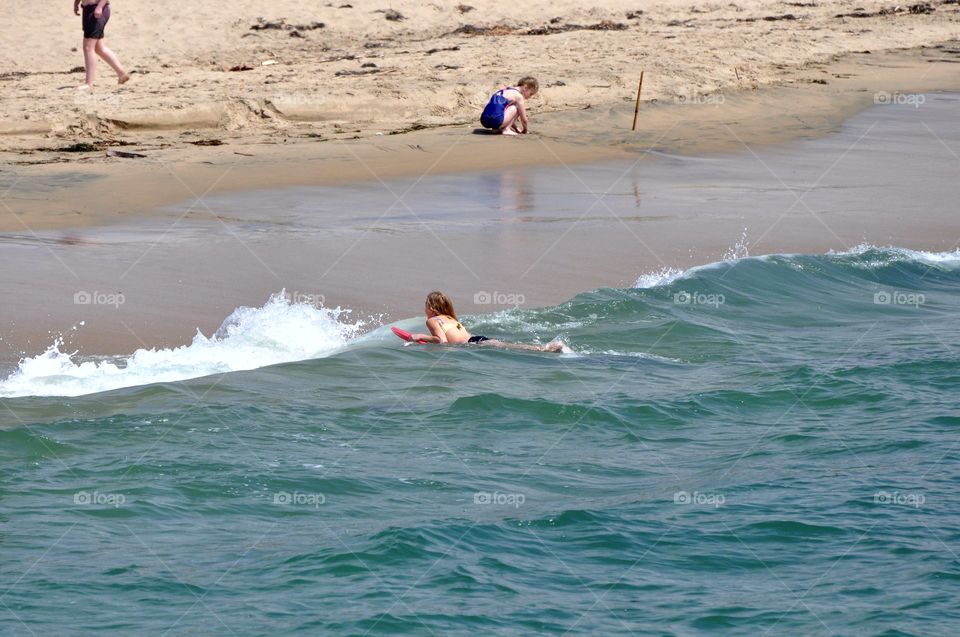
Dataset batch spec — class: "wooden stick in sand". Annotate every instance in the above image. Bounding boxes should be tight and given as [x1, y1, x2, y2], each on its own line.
[631, 72, 645, 131]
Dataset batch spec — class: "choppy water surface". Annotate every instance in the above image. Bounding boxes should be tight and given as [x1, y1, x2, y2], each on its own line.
[2, 246, 960, 635]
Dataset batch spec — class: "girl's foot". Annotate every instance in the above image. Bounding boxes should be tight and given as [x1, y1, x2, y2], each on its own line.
[542, 339, 571, 353]
[501, 128, 518, 136]
[118, 73, 130, 85]
[76, 84, 93, 91]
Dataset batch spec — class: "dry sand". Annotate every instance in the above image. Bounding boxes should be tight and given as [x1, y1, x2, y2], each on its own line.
[2, 0, 959, 155]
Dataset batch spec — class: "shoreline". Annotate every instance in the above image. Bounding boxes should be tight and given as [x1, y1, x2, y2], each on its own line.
[2, 35, 960, 362]
[1, 85, 958, 363]
[2, 42, 960, 230]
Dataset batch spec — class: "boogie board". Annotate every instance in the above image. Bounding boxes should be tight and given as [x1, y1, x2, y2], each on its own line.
[391, 326, 428, 344]
[392, 325, 569, 352]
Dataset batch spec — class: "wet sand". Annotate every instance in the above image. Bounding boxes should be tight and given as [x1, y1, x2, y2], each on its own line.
[2, 86, 958, 365]
[3, 46, 960, 233]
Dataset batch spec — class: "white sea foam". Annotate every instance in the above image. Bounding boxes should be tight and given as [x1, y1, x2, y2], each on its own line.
[633, 267, 687, 289]
[829, 243, 960, 267]
[634, 231, 751, 289]
[0, 292, 370, 398]
[721, 229, 751, 262]
[578, 350, 681, 363]
[634, 243, 960, 289]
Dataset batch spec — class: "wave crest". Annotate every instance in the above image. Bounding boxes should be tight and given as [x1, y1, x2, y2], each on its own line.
[0, 292, 368, 398]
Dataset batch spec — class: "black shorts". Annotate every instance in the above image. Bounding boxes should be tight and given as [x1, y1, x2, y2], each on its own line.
[468, 335, 489, 344]
[82, 3, 111, 39]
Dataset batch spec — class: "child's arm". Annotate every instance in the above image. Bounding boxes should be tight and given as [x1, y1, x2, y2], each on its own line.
[515, 96, 530, 133]
[411, 318, 448, 344]
[95, 0, 108, 17]
[74, 0, 81, 15]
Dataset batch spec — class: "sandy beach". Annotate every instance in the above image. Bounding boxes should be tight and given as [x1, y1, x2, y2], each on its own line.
[2, 1, 960, 170]
[2, 0, 959, 150]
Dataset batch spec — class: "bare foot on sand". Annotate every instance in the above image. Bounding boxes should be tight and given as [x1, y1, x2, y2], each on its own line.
[76, 84, 93, 92]
[501, 128, 518, 136]
[118, 73, 131, 85]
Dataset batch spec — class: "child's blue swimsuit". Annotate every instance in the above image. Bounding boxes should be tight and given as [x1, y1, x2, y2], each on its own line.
[480, 88, 514, 129]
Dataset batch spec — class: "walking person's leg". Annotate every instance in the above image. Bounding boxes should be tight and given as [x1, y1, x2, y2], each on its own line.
[80, 38, 98, 89]
[80, 3, 128, 88]
[95, 40, 129, 84]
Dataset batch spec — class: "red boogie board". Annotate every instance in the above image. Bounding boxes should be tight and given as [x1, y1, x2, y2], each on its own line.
[391, 326, 428, 344]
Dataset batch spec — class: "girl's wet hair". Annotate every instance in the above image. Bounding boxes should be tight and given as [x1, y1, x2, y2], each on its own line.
[426, 291, 457, 320]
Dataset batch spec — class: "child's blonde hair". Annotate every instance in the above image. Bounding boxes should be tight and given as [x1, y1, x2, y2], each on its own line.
[517, 76, 539, 94]
[426, 291, 458, 320]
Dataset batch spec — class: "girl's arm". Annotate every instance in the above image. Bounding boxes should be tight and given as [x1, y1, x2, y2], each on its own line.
[95, 0, 108, 17]
[516, 97, 529, 133]
[74, 0, 81, 15]
[412, 318, 448, 344]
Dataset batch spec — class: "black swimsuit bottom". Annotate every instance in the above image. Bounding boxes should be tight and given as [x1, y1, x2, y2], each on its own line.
[436, 317, 488, 344]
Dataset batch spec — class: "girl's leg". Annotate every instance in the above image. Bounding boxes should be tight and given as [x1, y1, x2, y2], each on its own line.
[499, 105, 519, 135]
[94, 40, 130, 83]
[485, 339, 569, 353]
[484, 340, 543, 352]
[80, 38, 98, 89]
[484, 340, 537, 351]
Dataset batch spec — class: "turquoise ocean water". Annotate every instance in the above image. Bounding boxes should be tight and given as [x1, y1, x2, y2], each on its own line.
[2, 245, 959, 635]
